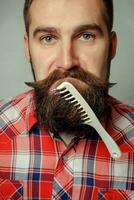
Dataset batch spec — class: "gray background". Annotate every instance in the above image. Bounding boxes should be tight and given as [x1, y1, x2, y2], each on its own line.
[0, 0, 134, 106]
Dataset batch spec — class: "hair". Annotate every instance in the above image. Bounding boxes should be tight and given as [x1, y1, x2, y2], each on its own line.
[102, 0, 113, 33]
[23, 0, 113, 34]
[23, 0, 33, 34]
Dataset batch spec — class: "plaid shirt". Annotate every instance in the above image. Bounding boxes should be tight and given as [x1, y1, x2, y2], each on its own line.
[0, 90, 134, 200]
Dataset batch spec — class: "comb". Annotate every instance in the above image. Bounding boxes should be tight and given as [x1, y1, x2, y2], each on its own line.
[56, 81, 122, 159]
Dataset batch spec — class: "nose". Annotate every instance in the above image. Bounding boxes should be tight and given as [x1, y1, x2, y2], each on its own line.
[55, 40, 79, 70]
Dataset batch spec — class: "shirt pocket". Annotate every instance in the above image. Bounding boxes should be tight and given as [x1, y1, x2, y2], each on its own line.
[98, 189, 134, 200]
[0, 179, 23, 200]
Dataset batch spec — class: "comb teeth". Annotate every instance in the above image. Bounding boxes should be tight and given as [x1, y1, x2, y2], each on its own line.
[56, 84, 92, 124]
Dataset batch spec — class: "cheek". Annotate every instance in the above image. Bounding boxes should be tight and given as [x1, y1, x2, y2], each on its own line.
[78, 44, 109, 78]
[29, 46, 56, 80]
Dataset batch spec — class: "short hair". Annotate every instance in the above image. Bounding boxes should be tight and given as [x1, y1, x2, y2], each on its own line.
[23, 0, 113, 34]
[102, 0, 113, 33]
[23, 0, 33, 34]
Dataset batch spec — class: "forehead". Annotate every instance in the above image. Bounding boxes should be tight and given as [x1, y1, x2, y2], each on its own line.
[29, 0, 106, 31]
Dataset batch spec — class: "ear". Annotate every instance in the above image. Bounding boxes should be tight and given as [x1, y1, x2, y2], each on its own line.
[24, 33, 30, 62]
[110, 31, 117, 59]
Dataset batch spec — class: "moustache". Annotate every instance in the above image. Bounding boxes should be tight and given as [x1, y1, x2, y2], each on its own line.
[26, 67, 112, 92]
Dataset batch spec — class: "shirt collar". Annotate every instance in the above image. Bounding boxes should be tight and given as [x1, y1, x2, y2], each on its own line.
[23, 90, 38, 133]
[0, 90, 37, 141]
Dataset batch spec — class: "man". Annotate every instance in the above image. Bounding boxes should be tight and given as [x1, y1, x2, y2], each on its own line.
[0, 0, 133, 199]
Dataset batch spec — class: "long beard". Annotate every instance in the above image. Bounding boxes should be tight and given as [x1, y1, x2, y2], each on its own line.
[26, 67, 110, 137]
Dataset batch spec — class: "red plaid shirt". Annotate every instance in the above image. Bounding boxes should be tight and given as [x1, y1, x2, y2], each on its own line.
[0, 90, 134, 200]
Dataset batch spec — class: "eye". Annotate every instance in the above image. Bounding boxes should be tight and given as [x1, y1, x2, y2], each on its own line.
[41, 35, 55, 44]
[80, 33, 95, 41]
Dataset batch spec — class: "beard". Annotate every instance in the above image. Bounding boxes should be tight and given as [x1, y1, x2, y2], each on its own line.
[26, 67, 111, 137]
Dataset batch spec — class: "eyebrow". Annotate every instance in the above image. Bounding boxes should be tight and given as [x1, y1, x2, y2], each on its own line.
[33, 27, 58, 37]
[73, 24, 103, 35]
[33, 23, 103, 38]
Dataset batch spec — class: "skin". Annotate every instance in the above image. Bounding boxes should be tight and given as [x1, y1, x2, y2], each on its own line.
[24, 0, 117, 82]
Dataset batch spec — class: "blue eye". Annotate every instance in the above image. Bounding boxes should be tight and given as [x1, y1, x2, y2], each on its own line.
[42, 36, 54, 44]
[80, 33, 95, 41]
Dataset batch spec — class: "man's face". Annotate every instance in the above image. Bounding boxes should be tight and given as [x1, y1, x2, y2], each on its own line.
[24, 0, 116, 81]
[24, 0, 117, 134]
